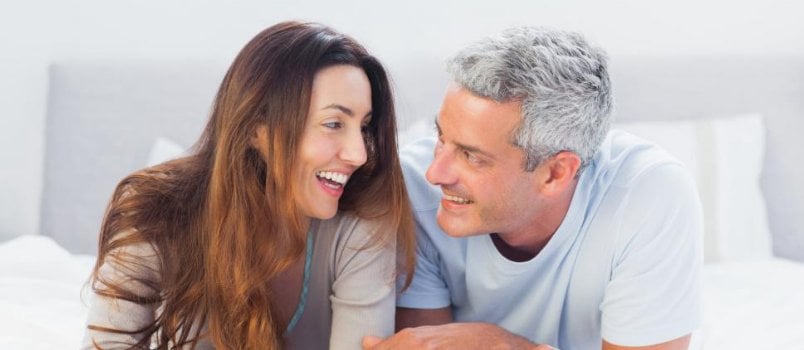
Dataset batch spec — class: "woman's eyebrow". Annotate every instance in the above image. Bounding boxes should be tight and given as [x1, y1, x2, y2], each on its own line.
[321, 104, 354, 116]
[321, 103, 372, 119]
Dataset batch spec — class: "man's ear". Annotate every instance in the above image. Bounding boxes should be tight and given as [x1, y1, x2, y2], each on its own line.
[539, 151, 581, 196]
[250, 124, 269, 158]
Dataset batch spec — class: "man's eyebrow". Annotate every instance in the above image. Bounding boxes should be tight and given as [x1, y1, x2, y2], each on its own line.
[321, 104, 372, 119]
[456, 142, 495, 160]
[434, 118, 495, 160]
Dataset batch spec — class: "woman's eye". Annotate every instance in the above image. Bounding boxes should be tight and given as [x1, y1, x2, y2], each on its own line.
[324, 121, 343, 129]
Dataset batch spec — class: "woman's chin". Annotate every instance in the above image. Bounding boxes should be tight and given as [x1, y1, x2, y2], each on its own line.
[308, 206, 338, 220]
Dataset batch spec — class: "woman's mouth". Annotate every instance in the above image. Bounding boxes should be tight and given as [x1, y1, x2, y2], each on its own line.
[316, 171, 349, 192]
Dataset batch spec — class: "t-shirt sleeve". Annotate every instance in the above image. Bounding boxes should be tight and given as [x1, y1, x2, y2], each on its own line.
[396, 137, 453, 310]
[81, 240, 161, 349]
[601, 163, 703, 346]
[329, 217, 397, 350]
[396, 218, 452, 309]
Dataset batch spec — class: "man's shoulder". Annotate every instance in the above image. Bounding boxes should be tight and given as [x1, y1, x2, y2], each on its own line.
[591, 130, 690, 189]
[582, 130, 702, 249]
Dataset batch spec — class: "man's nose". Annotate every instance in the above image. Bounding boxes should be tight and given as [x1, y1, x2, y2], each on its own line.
[425, 144, 457, 186]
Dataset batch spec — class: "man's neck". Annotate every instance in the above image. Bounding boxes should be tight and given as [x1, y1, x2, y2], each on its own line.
[490, 233, 549, 262]
[492, 179, 578, 261]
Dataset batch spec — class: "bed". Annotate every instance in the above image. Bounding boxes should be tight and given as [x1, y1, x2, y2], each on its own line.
[3, 237, 803, 348]
[1, 56, 803, 349]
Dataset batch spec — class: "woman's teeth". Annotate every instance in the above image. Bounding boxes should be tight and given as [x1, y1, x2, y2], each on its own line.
[444, 194, 472, 204]
[316, 171, 349, 186]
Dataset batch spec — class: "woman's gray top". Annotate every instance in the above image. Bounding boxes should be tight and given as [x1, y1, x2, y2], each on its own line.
[82, 212, 397, 349]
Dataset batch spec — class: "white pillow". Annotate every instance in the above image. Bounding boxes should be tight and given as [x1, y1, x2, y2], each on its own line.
[615, 114, 772, 263]
[146, 137, 186, 166]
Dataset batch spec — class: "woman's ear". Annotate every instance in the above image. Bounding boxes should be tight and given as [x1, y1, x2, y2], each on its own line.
[539, 151, 581, 196]
[250, 124, 270, 159]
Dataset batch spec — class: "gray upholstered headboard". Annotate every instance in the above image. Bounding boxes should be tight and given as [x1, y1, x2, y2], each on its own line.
[608, 56, 804, 261]
[40, 57, 804, 260]
[41, 62, 226, 254]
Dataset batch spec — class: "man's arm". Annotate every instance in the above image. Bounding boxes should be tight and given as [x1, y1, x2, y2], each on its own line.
[395, 307, 452, 331]
[603, 334, 691, 350]
[365, 326, 690, 350]
[374, 307, 691, 350]
[365, 322, 550, 350]
[600, 164, 701, 350]
[362, 307, 547, 350]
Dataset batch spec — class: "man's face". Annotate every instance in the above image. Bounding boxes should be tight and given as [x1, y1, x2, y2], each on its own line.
[426, 84, 544, 238]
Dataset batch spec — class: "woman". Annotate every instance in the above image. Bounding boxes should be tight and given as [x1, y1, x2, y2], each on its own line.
[82, 21, 414, 349]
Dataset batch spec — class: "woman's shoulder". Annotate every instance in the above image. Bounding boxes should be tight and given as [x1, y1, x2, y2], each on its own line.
[315, 212, 391, 251]
[105, 160, 199, 233]
[99, 229, 163, 283]
[118, 157, 198, 192]
[313, 212, 396, 284]
[318, 212, 387, 234]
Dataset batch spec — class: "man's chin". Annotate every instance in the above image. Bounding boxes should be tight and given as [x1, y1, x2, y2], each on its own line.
[442, 229, 478, 238]
[436, 211, 481, 238]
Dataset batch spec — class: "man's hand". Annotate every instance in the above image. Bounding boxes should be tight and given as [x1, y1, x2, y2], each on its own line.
[602, 335, 691, 350]
[362, 323, 548, 350]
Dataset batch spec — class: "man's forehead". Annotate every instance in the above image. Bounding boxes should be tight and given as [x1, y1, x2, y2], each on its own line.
[434, 109, 522, 161]
[437, 89, 522, 133]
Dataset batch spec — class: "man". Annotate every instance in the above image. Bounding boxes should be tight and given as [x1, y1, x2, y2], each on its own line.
[363, 27, 702, 349]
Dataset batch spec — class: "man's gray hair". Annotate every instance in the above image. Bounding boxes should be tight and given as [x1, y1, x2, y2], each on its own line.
[446, 26, 613, 172]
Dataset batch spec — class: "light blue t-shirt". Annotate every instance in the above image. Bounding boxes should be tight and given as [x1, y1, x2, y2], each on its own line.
[397, 130, 703, 349]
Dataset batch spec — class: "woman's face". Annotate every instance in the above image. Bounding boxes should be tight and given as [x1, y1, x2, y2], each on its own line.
[293, 64, 372, 220]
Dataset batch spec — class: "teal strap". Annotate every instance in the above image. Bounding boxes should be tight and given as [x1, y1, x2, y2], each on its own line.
[285, 229, 314, 335]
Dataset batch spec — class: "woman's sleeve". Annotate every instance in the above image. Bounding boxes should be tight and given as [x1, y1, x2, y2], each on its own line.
[81, 241, 161, 349]
[328, 218, 397, 350]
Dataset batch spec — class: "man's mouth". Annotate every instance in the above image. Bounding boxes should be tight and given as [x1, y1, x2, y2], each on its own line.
[443, 194, 473, 204]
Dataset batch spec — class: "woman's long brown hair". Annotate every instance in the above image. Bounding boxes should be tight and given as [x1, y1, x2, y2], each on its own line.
[87, 21, 415, 349]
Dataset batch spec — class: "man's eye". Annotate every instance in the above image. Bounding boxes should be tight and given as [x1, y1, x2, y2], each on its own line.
[464, 150, 481, 164]
[433, 137, 444, 156]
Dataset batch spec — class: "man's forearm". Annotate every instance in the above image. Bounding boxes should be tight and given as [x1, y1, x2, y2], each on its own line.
[368, 319, 556, 350]
[395, 306, 453, 331]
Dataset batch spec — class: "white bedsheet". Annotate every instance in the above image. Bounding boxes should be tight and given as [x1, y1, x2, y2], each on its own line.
[0, 236, 94, 349]
[1, 235, 803, 349]
[692, 258, 804, 349]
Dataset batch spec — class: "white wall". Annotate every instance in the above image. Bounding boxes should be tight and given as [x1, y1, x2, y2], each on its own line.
[1, 0, 802, 239]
